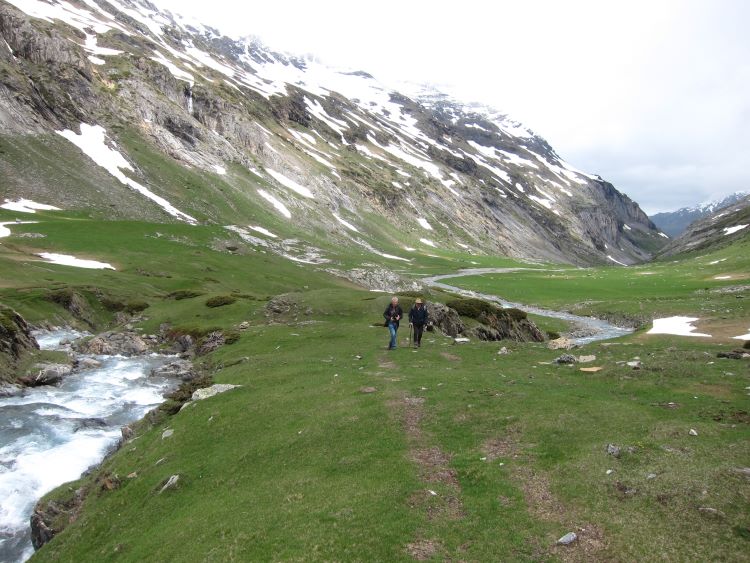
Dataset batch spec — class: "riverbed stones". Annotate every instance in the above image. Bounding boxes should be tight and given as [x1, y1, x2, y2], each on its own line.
[150, 359, 194, 381]
[74, 357, 102, 370]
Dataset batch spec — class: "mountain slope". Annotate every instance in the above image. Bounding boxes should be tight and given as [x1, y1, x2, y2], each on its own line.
[657, 193, 750, 257]
[650, 191, 749, 237]
[0, 0, 664, 266]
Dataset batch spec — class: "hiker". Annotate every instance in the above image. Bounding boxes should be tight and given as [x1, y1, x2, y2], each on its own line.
[383, 296, 403, 350]
[409, 298, 429, 348]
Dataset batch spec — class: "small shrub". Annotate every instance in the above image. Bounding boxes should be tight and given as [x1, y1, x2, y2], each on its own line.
[48, 288, 76, 307]
[446, 297, 496, 319]
[166, 325, 221, 340]
[100, 297, 125, 312]
[744, 341, 750, 350]
[166, 290, 204, 300]
[503, 307, 528, 321]
[205, 295, 237, 308]
[124, 300, 149, 314]
[223, 329, 241, 345]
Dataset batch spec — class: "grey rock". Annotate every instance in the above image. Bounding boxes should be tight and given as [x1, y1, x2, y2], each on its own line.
[606, 443, 621, 458]
[158, 474, 179, 494]
[454, 337, 470, 344]
[22, 363, 72, 386]
[557, 532, 577, 545]
[626, 360, 642, 369]
[359, 386, 377, 394]
[698, 507, 725, 518]
[498, 347, 509, 355]
[151, 359, 195, 381]
[646, 473, 657, 480]
[191, 383, 241, 401]
[161, 428, 174, 439]
[121, 425, 135, 441]
[73, 331, 149, 356]
[238, 321, 250, 330]
[548, 337, 576, 350]
[578, 354, 596, 363]
[689, 428, 698, 436]
[427, 302, 465, 337]
[74, 418, 107, 432]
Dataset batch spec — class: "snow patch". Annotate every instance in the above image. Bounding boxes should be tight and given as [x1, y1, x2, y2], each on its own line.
[0, 221, 37, 238]
[647, 316, 711, 338]
[659, 232, 669, 239]
[1, 199, 60, 213]
[57, 124, 196, 223]
[37, 253, 115, 270]
[723, 224, 748, 236]
[623, 224, 632, 231]
[213, 165, 227, 175]
[248, 225, 277, 238]
[419, 238, 437, 248]
[333, 213, 359, 233]
[417, 217, 433, 231]
[257, 189, 291, 219]
[266, 169, 314, 199]
[607, 255, 628, 267]
[714, 275, 732, 280]
[732, 328, 750, 340]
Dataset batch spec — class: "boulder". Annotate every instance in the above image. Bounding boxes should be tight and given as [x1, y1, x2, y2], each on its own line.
[606, 443, 621, 458]
[151, 359, 195, 381]
[578, 355, 596, 363]
[21, 363, 72, 386]
[0, 305, 39, 382]
[191, 383, 241, 401]
[426, 302, 465, 337]
[548, 337, 576, 350]
[557, 532, 577, 545]
[73, 331, 149, 356]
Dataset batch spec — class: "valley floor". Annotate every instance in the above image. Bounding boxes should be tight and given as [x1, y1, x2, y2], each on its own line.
[0, 213, 747, 561]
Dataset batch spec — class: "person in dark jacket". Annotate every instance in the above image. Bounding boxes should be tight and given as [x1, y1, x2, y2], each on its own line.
[408, 298, 429, 348]
[383, 296, 403, 350]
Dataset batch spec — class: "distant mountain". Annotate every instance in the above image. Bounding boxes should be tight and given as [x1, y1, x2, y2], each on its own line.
[657, 194, 750, 257]
[0, 0, 664, 266]
[650, 191, 749, 237]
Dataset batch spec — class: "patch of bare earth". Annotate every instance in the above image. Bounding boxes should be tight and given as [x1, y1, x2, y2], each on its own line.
[391, 395, 465, 558]
[406, 538, 442, 560]
[440, 352, 460, 361]
[489, 431, 609, 561]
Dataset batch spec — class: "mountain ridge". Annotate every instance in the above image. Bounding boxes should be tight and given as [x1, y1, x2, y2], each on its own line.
[650, 191, 749, 238]
[0, 0, 665, 266]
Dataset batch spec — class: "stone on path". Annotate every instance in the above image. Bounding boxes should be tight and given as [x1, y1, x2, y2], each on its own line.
[557, 532, 577, 545]
[580, 366, 603, 373]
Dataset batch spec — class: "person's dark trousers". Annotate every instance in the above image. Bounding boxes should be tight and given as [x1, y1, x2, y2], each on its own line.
[413, 323, 425, 346]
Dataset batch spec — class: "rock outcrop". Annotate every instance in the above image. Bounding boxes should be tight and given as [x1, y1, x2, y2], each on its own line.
[72, 331, 149, 356]
[19, 362, 73, 386]
[0, 305, 39, 383]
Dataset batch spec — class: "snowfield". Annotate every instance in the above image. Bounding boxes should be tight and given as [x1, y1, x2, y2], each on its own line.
[57, 124, 197, 224]
[723, 224, 747, 236]
[0, 221, 38, 238]
[37, 253, 115, 270]
[647, 316, 711, 337]
[733, 328, 750, 341]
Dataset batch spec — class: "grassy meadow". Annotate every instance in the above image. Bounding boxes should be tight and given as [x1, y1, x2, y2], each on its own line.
[0, 211, 747, 561]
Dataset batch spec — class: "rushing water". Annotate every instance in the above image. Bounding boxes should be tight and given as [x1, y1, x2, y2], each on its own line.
[0, 330, 176, 563]
[423, 268, 633, 344]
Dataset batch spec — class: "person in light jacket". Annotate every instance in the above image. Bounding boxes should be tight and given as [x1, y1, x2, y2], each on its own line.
[383, 297, 403, 350]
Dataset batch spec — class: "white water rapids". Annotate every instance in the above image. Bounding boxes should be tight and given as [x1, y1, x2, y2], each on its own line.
[0, 330, 176, 562]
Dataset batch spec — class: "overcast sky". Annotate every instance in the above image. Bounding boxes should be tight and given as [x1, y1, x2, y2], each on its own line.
[157, 0, 750, 213]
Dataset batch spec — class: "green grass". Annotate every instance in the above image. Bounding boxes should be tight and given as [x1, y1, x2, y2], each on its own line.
[0, 216, 746, 561]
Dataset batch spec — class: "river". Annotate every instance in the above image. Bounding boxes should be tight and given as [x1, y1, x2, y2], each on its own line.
[422, 268, 633, 344]
[0, 330, 176, 563]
